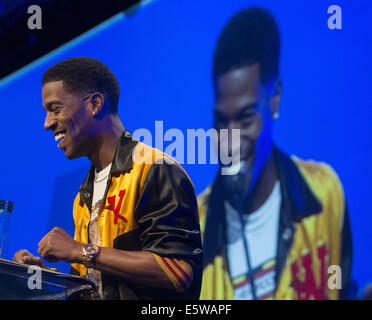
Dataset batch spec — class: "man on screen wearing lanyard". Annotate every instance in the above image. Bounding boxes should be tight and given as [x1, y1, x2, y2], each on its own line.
[198, 7, 355, 300]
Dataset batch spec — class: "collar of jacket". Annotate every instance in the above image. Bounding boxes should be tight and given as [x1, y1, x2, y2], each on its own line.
[202, 146, 323, 268]
[79, 129, 138, 210]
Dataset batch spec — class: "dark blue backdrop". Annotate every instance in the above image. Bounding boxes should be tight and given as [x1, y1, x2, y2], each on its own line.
[0, 0, 371, 291]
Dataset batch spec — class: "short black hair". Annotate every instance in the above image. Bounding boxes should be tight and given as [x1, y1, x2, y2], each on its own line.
[213, 7, 280, 87]
[42, 57, 120, 113]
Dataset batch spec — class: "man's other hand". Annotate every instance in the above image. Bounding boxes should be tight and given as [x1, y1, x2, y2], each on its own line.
[13, 249, 46, 269]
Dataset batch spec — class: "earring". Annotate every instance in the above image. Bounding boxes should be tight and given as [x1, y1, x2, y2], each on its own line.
[273, 112, 279, 119]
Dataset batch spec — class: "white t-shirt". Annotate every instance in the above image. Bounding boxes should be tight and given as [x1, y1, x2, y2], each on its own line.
[91, 163, 112, 228]
[226, 181, 281, 300]
[87, 163, 112, 299]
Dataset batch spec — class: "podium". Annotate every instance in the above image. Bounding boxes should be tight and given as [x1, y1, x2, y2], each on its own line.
[0, 258, 95, 300]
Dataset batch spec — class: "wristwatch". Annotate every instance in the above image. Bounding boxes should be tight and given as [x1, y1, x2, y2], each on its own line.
[82, 244, 100, 268]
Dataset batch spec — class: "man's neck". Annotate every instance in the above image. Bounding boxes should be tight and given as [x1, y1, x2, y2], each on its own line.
[244, 151, 278, 214]
[88, 116, 125, 172]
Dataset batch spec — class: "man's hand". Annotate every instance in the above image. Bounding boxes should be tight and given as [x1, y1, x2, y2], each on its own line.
[13, 249, 46, 268]
[37, 227, 84, 263]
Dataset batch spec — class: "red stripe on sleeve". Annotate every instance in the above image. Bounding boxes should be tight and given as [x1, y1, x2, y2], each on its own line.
[169, 258, 192, 283]
[160, 257, 187, 289]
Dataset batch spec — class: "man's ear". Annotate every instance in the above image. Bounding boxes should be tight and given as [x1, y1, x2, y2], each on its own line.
[270, 78, 281, 119]
[89, 92, 105, 117]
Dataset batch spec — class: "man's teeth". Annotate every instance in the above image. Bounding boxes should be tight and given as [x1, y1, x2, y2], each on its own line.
[55, 133, 65, 142]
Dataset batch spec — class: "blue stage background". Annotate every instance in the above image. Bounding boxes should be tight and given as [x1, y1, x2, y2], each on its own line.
[0, 0, 371, 291]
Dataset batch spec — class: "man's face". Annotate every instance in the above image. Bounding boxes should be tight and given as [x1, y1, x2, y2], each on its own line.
[214, 63, 278, 179]
[42, 80, 95, 159]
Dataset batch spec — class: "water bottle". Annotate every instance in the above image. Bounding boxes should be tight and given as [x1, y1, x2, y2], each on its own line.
[0, 200, 14, 259]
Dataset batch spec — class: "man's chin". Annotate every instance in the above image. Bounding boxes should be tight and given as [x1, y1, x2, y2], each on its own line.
[219, 155, 253, 176]
[63, 148, 81, 160]
[64, 152, 75, 160]
[63, 142, 90, 160]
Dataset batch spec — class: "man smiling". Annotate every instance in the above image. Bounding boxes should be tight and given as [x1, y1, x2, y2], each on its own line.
[13, 57, 202, 300]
